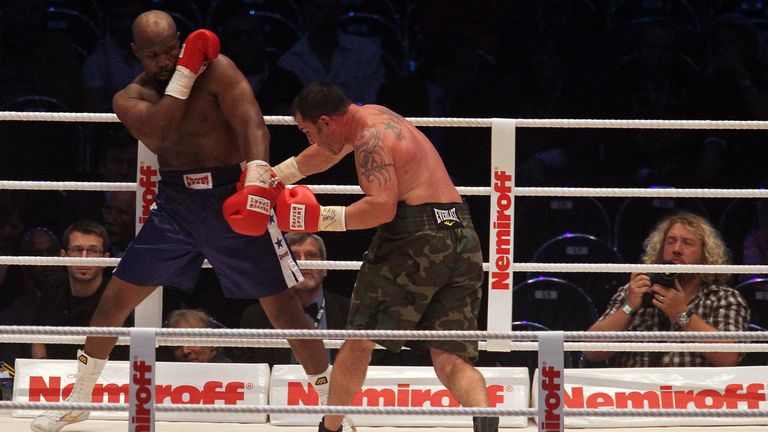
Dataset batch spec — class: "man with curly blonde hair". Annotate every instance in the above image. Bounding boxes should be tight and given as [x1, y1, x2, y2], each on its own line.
[585, 211, 750, 367]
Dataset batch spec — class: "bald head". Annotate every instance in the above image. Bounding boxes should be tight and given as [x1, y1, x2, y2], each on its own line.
[132, 10, 177, 47]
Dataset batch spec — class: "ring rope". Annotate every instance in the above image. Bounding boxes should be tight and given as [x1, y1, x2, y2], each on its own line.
[0, 334, 764, 353]
[7, 181, 768, 200]
[1, 326, 766, 342]
[3, 256, 768, 275]
[8, 111, 768, 130]
[1, 401, 767, 418]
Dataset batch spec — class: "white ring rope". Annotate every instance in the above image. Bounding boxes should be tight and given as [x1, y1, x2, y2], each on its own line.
[0, 334, 765, 353]
[3, 256, 768, 275]
[8, 111, 768, 130]
[8, 181, 768, 199]
[1, 401, 767, 418]
[1, 326, 766, 342]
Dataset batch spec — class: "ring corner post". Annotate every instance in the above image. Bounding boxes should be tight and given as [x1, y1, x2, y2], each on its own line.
[538, 331, 564, 432]
[487, 119, 516, 351]
[129, 327, 157, 432]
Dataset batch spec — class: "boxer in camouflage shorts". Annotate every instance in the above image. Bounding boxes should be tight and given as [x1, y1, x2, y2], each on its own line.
[347, 201, 483, 363]
[273, 82, 499, 432]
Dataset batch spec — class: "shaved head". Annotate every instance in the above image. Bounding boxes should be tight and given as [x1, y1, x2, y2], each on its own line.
[132, 10, 177, 47]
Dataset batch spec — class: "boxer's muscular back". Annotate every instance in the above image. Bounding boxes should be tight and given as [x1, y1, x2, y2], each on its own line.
[115, 55, 243, 170]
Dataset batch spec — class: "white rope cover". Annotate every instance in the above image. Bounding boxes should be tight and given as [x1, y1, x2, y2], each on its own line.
[8, 111, 768, 130]
[0, 334, 765, 353]
[4, 256, 768, 276]
[2, 326, 767, 342]
[1, 401, 767, 418]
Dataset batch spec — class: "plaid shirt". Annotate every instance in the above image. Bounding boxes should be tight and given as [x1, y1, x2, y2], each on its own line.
[599, 283, 750, 367]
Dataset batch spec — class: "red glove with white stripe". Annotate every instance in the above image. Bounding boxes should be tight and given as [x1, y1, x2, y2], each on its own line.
[165, 29, 220, 99]
[222, 161, 284, 236]
[275, 185, 346, 232]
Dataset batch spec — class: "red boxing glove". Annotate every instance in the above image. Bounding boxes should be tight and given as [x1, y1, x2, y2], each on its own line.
[223, 161, 284, 236]
[165, 29, 221, 99]
[276, 185, 346, 232]
[222, 186, 274, 236]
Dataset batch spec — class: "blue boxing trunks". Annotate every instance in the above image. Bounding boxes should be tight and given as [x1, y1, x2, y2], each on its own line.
[113, 164, 302, 298]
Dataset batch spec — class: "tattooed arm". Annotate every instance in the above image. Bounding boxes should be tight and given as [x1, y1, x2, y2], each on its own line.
[343, 125, 399, 229]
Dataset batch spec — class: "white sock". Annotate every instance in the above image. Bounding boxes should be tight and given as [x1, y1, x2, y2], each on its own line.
[308, 366, 331, 404]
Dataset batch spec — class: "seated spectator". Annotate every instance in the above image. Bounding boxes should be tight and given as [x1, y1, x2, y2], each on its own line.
[584, 212, 749, 367]
[220, 14, 303, 115]
[81, 2, 146, 112]
[0, 0, 84, 109]
[31, 220, 129, 360]
[240, 233, 349, 366]
[278, 0, 385, 104]
[0, 226, 62, 366]
[101, 191, 135, 257]
[742, 199, 768, 282]
[0, 191, 28, 311]
[165, 309, 231, 363]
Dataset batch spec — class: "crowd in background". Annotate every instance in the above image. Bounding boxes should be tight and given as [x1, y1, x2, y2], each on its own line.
[1, 0, 768, 372]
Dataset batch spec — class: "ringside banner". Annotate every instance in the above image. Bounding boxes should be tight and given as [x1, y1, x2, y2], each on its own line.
[12, 359, 270, 423]
[532, 366, 768, 428]
[269, 365, 529, 427]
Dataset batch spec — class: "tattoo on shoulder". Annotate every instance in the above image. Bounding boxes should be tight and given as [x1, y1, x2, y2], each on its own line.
[376, 107, 405, 141]
[356, 127, 393, 187]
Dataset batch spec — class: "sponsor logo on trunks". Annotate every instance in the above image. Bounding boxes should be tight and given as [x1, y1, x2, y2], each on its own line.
[138, 164, 159, 224]
[432, 206, 464, 229]
[246, 195, 271, 215]
[540, 365, 562, 431]
[183, 172, 213, 189]
[27, 376, 247, 405]
[289, 204, 306, 231]
[286, 382, 505, 407]
[491, 170, 513, 290]
[563, 383, 766, 410]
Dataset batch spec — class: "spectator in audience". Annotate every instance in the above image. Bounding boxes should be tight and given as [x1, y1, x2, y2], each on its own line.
[741, 199, 768, 282]
[699, 14, 768, 185]
[0, 192, 28, 311]
[101, 191, 135, 257]
[585, 212, 749, 367]
[604, 17, 705, 186]
[166, 309, 231, 363]
[278, 0, 385, 104]
[240, 233, 349, 366]
[0, 0, 84, 109]
[82, 2, 147, 112]
[220, 14, 303, 115]
[0, 226, 62, 366]
[56, 126, 138, 234]
[31, 220, 129, 360]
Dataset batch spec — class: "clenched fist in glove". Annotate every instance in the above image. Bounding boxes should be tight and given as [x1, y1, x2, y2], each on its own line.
[222, 160, 284, 236]
[276, 185, 346, 232]
[165, 29, 220, 99]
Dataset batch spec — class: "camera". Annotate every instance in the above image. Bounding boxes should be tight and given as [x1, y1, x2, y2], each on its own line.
[642, 272, 677, 308]
[649, 272, 677, 287]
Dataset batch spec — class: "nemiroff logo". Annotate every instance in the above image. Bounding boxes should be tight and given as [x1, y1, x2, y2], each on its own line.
[541, 366, 562, 431]
[564, 383, 766, 410]
[132, 359, 152, 431]
[491, 169, 513, 290]
[286, 383, 506, 407]
[27, 376, 246, 405]
[138, 163, 159, 224]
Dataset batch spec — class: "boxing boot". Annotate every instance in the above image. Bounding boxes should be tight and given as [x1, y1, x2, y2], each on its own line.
[473, 416, 500, 432]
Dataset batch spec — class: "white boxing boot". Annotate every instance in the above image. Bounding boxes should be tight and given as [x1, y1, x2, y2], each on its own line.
[308, 367, 356, 432]
[30, 350, 107, 432]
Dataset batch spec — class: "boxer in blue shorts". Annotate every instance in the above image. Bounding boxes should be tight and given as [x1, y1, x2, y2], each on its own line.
[114, 165, 301, 297]
[32, 11, 337, 432]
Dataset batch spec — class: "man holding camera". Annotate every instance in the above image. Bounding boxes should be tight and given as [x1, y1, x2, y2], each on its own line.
[585, 212, 749, 367]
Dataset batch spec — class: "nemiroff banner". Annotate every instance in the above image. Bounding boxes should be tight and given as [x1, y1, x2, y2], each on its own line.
[270, 365, 529, 427]
[532, 366, 768, 428]
[12, 359, 270, 423]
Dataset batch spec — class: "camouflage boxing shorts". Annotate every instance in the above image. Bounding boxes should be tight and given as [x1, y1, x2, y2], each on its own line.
[347, 201, 484, 363]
